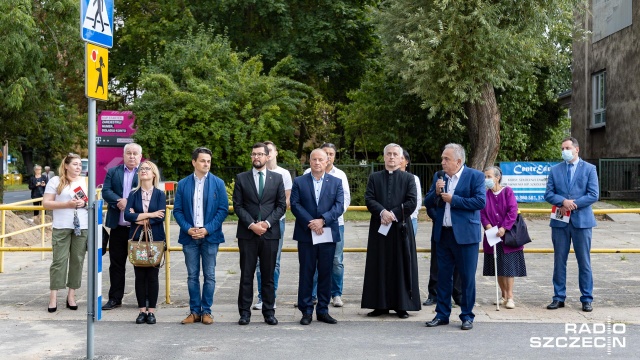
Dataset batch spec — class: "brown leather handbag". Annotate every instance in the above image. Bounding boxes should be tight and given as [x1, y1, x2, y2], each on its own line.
[127, 221, 165, 267]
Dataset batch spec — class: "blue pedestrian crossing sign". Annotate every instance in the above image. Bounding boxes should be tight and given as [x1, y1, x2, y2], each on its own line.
[81, 0, 114, 48]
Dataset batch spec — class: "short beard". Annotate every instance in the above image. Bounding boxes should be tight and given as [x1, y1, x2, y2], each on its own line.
[252, 161, 264, 169]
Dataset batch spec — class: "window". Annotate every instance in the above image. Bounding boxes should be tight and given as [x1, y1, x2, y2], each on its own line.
[592, 71, 606, 127]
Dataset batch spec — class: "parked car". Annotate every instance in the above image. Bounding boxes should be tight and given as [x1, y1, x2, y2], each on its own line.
[81, 158, 89, 177]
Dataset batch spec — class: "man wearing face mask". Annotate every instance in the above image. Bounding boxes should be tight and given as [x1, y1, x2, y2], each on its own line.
[544, 136, 599, 312]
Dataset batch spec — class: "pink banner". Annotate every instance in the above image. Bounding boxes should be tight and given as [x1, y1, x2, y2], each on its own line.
[98, 111, 135, 136]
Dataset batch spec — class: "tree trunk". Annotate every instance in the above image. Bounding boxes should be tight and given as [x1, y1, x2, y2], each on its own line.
[465, 82, 501, 170]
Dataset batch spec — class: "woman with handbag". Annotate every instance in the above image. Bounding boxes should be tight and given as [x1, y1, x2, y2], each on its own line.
[124, 160, 166, 324]
[43, 153, 88, 313]
[481, 166, 527, 309]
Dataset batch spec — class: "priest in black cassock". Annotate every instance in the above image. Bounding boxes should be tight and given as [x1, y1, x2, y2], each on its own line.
[361, 143, 421, 318]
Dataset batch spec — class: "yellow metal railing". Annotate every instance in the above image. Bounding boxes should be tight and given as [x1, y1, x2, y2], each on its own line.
[3, 203, 640, 304]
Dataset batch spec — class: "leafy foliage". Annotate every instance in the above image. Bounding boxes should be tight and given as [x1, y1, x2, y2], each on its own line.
[0, 0, 85, 182]
[130, 30, 316, 180]
[192, 0, 378, 102]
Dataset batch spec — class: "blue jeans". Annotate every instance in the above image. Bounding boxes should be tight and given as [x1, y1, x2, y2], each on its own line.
[183, 240, 219, 315]
[551, 224, 593, 303]
[312, 225, 345, 299]
[257, 219, 284, 301]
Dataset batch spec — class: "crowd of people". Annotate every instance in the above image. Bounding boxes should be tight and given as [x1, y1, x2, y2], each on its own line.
[40, 136, 598, 329]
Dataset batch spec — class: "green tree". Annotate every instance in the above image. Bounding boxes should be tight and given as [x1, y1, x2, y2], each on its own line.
[0, 0, 85, 200]
[130, 30, 316, 180]
[109, 0, 198, 105]
[340, 62, 464, 162]
[375, 0, 580, 169]
[193, 0, 377, 103]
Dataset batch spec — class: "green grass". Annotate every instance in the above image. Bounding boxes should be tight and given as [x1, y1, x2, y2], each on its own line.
[600, 200, 640, 208]
[4, 183, 29, 191]
[516, 202, 552, 209]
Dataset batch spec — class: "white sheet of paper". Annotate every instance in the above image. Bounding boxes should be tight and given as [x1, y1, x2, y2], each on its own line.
[485, 226, 502, 247]
[378, 222, 392, 236]
[312, 227, 333, 245]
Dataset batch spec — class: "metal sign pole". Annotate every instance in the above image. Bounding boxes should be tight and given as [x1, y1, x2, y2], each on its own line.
[87, 98, 97, 359]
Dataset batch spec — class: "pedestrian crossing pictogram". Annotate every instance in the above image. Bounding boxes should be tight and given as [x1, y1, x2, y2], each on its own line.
[81, 0, 114, 48]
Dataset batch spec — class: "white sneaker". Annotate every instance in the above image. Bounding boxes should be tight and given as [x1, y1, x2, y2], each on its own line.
[493, 297, 506, 305]
[505, 299, 515, 309]
[252, 301, 262, 310]
[332, 296, 344, 307]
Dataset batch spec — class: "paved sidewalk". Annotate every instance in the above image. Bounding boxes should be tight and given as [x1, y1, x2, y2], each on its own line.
[1, 214, 639, 326]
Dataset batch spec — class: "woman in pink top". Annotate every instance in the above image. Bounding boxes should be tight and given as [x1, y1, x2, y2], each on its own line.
[480, 166, 527, 309]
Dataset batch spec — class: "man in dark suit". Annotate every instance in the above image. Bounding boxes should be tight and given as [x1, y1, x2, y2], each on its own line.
[173, 147, 229, 325]
[424, 143, 486, 330]
[233, 143, 287, 326]
[291, 149, 344, 325]
[101, 143, 142, 310]
[544, 136, 599, 312]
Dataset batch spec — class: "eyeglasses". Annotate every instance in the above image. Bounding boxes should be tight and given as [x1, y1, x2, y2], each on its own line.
[139, 167, 152, 172]
[251, 153, 267, 158]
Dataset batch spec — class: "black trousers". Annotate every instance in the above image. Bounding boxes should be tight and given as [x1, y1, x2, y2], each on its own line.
[238, 236, 278, 318]
[134, 266, 159, 308]
[32, 200, 42, 216]
[108, 225, 130, 302]
[428, 234, 462, 304]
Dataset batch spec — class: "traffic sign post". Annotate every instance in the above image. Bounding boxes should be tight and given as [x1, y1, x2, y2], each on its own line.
[81, 1, 114, 358]
[80, 0, 114, 48]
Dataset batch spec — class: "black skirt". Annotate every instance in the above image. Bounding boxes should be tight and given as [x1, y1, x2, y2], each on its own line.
[483, 242, 527, 277]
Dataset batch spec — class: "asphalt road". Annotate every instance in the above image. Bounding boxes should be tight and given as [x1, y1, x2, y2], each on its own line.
[2, 190, 31, 204]
[0, 320, 636, 359]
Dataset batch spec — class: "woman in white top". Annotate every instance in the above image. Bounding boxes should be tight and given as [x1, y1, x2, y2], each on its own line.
[400, 150, 422, 237]
[43, 153, 89, 313]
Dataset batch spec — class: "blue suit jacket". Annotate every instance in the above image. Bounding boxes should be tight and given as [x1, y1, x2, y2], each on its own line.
[173, 173, 229, 245]
[424, 166, 486, 245]
[290, 173, 344, 244]
[544, 159, 598, 229]
[124, 187, 167, 241]
[102, 165, 139, 228]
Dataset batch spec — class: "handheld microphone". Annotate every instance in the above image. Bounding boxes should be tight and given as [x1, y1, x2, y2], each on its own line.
[437, 170, 445, 194]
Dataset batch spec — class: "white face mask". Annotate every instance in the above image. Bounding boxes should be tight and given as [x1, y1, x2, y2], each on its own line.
[561, 149, 574, 162]
[485, 179, 495, 189]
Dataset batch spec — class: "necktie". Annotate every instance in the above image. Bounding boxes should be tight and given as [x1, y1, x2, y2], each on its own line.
[258, 171, 264, 199]
[567, 163, 573, 187]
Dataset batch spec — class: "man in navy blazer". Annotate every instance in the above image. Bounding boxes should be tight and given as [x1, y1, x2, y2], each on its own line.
[424, 143, 486, 330]
[544, 136, 599, 312]
[173, 147, 229, 325]
[101, 143, 141, 310]
[291, 149, 344, 325]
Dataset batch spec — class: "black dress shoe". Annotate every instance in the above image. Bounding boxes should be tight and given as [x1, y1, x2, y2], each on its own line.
[102, 299, 121, 310]
[317, 313, 338, 324]
[422, 298, 436, 306]
[136, 312, 148, 324]
[264, 315, 278, 325]
[547, 300, 565, 310]
[48, 306, 57, 313]
[66, 300, 78, 311]
[425, 318, 449, 327]
[461, 320, 473, 330]
[366, 309, 389, 317]
[146, 312, 156, 324]
[582, 302, 593, 312]
[396, 310, 409, 319]
[238, 316, 250, 325]
[300, 314, 312, 325]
